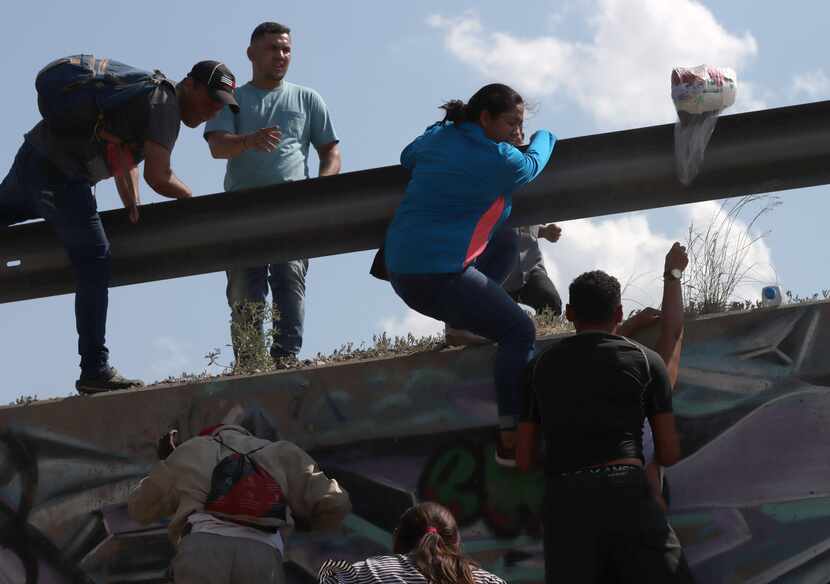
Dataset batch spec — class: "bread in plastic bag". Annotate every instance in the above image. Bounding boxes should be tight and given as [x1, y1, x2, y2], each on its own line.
[672, 65, 738, 186]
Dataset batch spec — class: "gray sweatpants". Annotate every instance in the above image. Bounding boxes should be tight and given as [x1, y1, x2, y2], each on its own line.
[171, 533, 286, 584]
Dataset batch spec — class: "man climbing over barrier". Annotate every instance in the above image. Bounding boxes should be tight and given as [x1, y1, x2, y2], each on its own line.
[0, 56, 239, 394]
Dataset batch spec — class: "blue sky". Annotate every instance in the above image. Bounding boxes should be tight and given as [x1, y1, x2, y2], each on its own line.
[1, 0, 829, 401]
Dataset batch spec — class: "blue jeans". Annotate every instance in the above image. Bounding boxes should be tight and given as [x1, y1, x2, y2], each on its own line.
[0, 142, 111, 377]
[390, 227, 533, 429]
[226, 259, 308, 360]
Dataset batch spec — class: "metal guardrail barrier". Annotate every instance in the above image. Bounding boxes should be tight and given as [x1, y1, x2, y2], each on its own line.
[2, 100, 830, 303]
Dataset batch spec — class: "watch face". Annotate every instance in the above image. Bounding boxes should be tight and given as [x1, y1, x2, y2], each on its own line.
[671, 268, 683, 280]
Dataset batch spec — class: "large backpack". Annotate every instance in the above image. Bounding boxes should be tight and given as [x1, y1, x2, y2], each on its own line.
[204, 435, 288, 528]
[35, 54, 167, 136]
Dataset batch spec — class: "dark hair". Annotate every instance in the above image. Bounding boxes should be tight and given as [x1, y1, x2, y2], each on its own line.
[393, 502, 475, 584]
[440, 83, 523, 125]
[568, 270, 622, 324]
[251, 21, 291, 44]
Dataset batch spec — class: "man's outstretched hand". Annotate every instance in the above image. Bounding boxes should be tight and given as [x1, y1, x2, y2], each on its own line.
[665, 242, 689, 274]
[617, 307, 662, 337]
[540, 223, 562, 243]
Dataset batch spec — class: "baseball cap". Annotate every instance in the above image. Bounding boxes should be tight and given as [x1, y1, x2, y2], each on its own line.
[188, 60, 239, 113]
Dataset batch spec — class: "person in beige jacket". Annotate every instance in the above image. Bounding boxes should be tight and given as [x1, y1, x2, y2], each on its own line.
[129, 423, 351, 584]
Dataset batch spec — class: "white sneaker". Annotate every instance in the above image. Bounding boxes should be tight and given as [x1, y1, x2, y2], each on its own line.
[517, 303, 536, 318]
[445, 326, 489, 347]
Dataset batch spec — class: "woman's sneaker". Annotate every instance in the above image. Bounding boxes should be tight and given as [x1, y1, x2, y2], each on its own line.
[76, 367, 144, 395]
[445, 326, 489, 347]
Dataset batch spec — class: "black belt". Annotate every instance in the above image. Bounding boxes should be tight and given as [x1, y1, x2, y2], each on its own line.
[553, 463, 642, 478]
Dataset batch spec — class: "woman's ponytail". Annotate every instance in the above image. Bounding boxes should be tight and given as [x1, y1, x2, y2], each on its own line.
[394, 503, 476, 584]
[438, 84, 523, 126]
[440, 99, 467, 123]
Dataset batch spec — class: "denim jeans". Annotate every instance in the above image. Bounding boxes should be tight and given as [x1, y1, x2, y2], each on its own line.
[0, 142, 111, 377]
[390, 227, 534, 429]
[226, 259, 308, 360]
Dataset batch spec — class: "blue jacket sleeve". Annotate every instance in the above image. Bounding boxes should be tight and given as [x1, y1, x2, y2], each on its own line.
[400, 122, 445, 170]
[499, 130, 557, 187]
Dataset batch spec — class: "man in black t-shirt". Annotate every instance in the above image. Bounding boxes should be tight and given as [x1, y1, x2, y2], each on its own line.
[518, 270, 693, 583]
[0, 60, 239, 394]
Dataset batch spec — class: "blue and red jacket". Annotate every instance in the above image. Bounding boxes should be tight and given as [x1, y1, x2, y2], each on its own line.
[385, 121, 556, 274]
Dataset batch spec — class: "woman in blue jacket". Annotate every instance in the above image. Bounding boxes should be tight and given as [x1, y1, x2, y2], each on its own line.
[385, 83, 556, 466]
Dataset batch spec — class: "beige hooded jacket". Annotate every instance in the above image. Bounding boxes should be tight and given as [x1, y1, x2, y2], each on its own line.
[128, 425, 351, 543]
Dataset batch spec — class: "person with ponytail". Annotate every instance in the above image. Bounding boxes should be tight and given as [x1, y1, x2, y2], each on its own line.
[318, 502, 505, 584]
[383, 84, 556, 466]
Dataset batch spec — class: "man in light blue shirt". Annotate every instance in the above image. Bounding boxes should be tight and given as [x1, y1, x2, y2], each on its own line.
[205, 21, 341, 367]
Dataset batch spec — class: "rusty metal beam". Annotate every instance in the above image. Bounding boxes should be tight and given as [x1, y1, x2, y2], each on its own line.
[3, 100, 830, 303]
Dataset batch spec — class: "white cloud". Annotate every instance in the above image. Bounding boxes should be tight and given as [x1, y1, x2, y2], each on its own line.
[543, 200, 776, 314]
[542, 213, 675, 312]
[792, 70, 830, 100]
[149, 336, 195, 378]
[378, 309, 444, 338]
[684, 199, 776, 301]
[429, 0, 760, 129]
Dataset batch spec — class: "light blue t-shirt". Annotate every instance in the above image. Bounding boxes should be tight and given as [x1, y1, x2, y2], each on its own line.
[204, 81, 338, 192]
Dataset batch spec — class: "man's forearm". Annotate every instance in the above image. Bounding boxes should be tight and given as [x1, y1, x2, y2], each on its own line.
[115, 167, 140, 208]
[318, 151, 341, 177]
[660, 279, 684, 339]
[147, 171, 192, 199]
[208, 133, 249, 159]
[657, 278, 684, 385]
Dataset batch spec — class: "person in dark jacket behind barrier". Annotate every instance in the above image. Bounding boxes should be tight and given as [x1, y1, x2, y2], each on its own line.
[502, 125, 563, 317]
[384, 83, 556, 467]
[319, 502, 505, 584]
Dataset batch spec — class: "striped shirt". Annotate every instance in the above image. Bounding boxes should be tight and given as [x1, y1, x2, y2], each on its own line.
[318, 555, 506, 584]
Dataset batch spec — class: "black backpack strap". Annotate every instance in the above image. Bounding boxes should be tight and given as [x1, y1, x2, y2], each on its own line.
[212, 433, 269, 460]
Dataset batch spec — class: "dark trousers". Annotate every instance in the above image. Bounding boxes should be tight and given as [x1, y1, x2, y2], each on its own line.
[390, 227, 534, 429]
[544, 465, 694, 584]
[510, 267, 562, 315]
[0, 142, 110, 376]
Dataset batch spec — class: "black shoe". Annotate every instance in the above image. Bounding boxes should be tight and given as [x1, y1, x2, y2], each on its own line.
[76, 367, 144, 395]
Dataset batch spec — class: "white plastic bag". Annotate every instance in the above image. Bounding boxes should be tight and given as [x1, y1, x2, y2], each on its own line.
[672, 66, 736, 114]
[672, 65, 738, 185]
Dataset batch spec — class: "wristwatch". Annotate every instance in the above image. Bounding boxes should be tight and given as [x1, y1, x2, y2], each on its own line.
[664, 268, 683, 281]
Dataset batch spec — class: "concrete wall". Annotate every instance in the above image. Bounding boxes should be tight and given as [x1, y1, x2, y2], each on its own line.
[2, 301, 829, 583]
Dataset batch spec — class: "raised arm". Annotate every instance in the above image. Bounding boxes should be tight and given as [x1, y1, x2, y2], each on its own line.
[501, 130, 556, 187]
[656, 243, 689, 386]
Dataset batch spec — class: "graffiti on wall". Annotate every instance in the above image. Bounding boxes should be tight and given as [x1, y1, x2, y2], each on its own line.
[0, 302, 829, 583]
